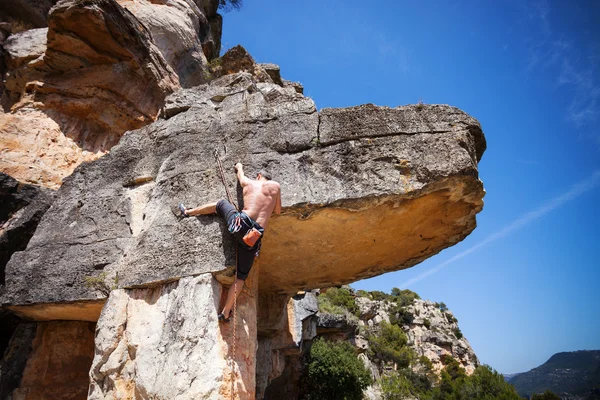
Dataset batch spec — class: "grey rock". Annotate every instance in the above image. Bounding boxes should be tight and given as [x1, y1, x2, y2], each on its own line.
[0, 173, 55, 292]
[319, 104, 485, 163]
[282, 78, 304, 94]
[2, 67, 485, 317]
[3, 28, 47, 68]
[289, 291, 318, 345]
[118, 0, 212, 87]
[356, 296, 379, 320]
[317, 312, 359, 340]
[259, 63, 283, 86]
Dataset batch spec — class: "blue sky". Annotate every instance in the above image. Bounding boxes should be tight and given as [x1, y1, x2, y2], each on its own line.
[221, 1, 600, 374]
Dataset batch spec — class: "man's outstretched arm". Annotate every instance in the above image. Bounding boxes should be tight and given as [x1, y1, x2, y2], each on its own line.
[235, 163, 251, 187]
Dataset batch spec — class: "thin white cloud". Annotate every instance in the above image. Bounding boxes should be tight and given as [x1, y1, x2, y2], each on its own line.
[376, 33, 409, 74]
[401, 170, 600, 288]
[524, 1, 599, 130]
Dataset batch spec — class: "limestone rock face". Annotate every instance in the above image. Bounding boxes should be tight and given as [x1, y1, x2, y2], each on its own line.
[88, 273, 258, 400]
[3, 67, 485, 317]
[116, 0, 213, 87]
[0, 108, 101, 188]
[39, 0, 180, 142]
[1, 0, 185, 188]
[0, 173, 55, 292]
[1, 40, 485, 398]
[10, 321, 95, 400]
[404, 300, 478, 374]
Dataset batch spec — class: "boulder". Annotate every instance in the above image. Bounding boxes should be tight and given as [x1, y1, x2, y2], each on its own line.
[3, 28, 47, 69]
[259, 63, 283, 86]
[211, 45, 274, 83]
[2, 48, 486, 398]
[3, 28, 47, 105]
[3, 68, 485, 316]
[288, 291, 318, 345]
[1, 0, 181, 188]
[116, 0, 213, 87]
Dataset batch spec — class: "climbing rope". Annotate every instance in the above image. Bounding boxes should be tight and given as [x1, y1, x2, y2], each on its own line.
[214, 147, 239, 399]
[214, 148, 238, 209]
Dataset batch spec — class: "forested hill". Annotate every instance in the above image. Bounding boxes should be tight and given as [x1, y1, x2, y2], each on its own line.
[507, 350, 600, 399]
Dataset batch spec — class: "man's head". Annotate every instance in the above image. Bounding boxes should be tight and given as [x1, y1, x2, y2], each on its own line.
[256, 169, 272, 181]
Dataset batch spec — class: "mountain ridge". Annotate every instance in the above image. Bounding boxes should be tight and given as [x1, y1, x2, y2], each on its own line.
[506, 350, 600, 399]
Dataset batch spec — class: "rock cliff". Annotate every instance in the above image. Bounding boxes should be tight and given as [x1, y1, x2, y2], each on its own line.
[263, 288, 479, 399]
[0, 1, 486, 398]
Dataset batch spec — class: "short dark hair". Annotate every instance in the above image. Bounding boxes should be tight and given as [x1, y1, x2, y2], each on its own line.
[257, 169, 272, 180]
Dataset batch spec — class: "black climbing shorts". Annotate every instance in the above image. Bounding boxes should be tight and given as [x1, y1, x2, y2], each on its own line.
[216, 199, 264, 281]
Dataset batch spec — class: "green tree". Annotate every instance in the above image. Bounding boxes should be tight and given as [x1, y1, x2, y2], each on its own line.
[459, 365, 523, 400]
[531, 390, 561, 400]
[368, 322, 413, 368]
[370, 290, 390, 301]
[390, 288, 421, 306]
[381, 370, 433, 400]
[302, 338, 372, 400]
[317, 287, 358, 315]
[430, 364, 522, 400]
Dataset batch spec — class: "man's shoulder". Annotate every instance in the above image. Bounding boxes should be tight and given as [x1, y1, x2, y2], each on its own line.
[265, 180, 280, 189]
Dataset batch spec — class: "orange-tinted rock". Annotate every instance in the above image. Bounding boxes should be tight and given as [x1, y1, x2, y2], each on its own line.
[0, 108, 102, 188]
[10, 321, 95, 400]
[1, 0, 181, 188]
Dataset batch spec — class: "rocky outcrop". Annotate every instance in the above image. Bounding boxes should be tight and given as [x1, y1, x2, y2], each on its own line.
[1, 39, 485, 398]
[88, 273, 250, 400]
[403, 300, 478, 374]
[0, 321, 36, 400]
[0, 173, 55, 288]
[1, 0, 225, 188]
[260, 289, 480, 398]
[9, 321, 95, 400]
[116, 0, 214, 87]
[3, 67, 485, 311]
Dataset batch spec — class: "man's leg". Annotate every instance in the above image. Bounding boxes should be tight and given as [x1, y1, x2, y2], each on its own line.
[221, 277, 244, 319]
[184, 201, 218, 216]
[220, 244, 254, 320]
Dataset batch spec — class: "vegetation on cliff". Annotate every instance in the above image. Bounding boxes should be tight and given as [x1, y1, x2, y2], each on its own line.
[313, 287, 522, 399]
[301, 337, 372, 400]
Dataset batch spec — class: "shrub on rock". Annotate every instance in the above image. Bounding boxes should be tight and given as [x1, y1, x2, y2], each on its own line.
[302, 338, 372, 400]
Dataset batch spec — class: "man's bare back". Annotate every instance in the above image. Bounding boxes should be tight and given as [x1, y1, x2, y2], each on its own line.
[235, 163, 281, 228]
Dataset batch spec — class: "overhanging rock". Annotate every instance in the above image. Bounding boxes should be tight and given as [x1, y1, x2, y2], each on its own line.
[2, 71, 486, 318]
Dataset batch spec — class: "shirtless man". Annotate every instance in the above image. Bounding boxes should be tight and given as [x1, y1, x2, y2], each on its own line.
[179, 163, 281, 322]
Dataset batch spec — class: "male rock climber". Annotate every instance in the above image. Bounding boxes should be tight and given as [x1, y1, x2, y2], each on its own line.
[179, 163, 281, 322]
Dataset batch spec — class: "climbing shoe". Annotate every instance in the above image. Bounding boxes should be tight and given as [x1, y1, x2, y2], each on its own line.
[178, 203, 188, 217]
[218, 312, 231, 323]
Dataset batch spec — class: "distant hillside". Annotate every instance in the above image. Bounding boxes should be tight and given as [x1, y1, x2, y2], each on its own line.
[507, 350, 600, 399]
